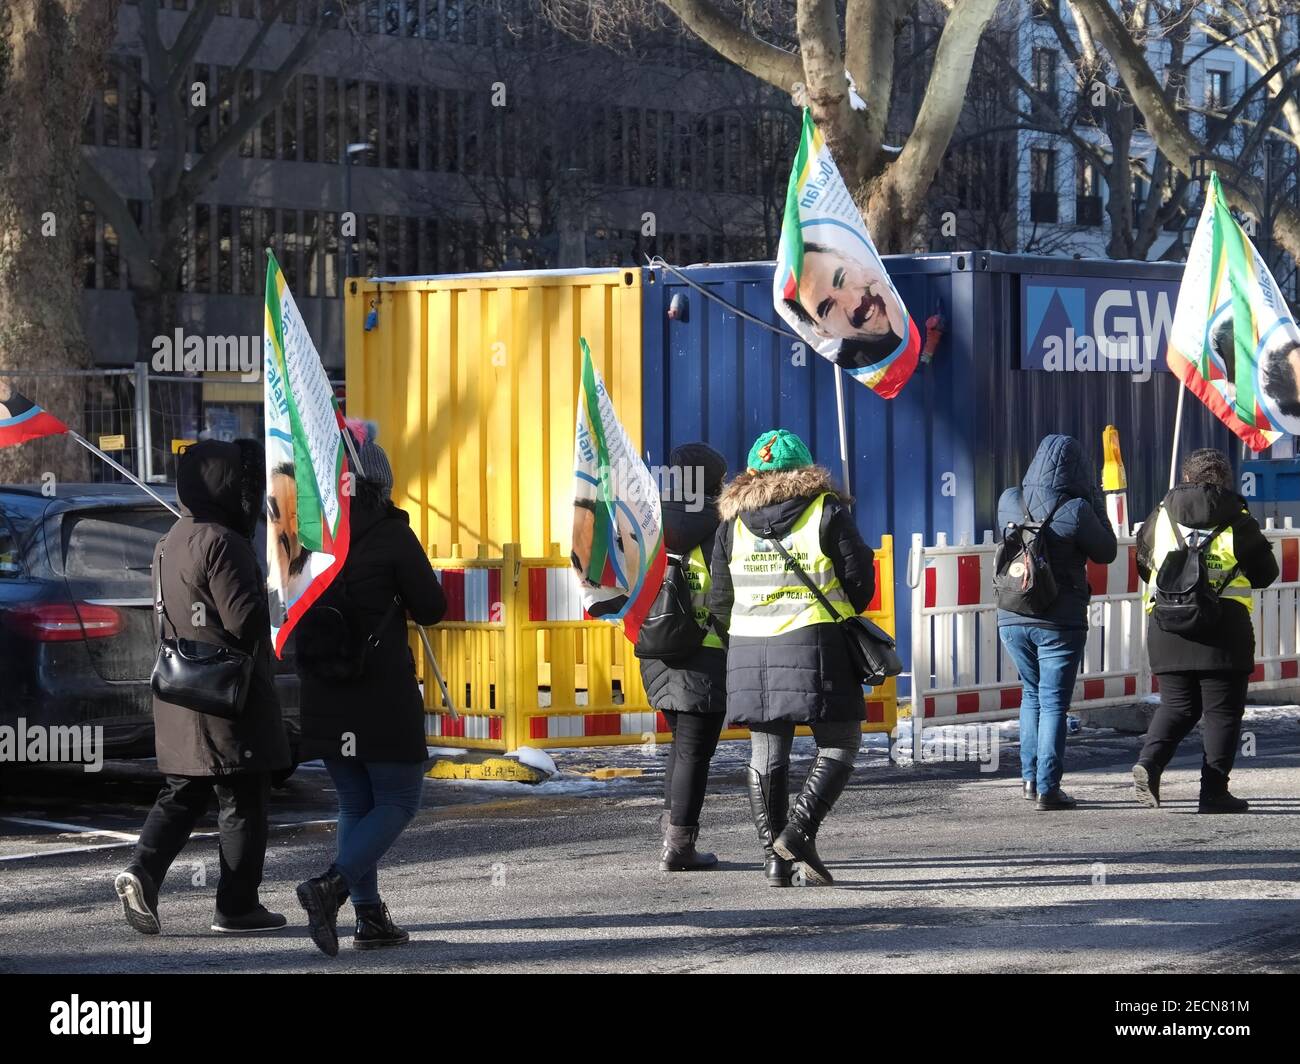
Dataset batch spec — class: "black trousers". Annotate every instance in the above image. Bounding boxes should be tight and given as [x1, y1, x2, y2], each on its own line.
[1139, 670, 1249, 797]
[133, 772, 271, 917]
[661, 711, 725, 828]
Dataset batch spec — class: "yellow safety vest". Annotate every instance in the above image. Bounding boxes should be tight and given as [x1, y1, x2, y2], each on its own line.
[728, 493, 856, 637]
[1145, 507, 1253, 613]
[682, 544, 724, 650]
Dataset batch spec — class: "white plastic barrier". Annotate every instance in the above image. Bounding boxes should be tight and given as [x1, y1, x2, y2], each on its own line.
[908, 519, 1300, 727]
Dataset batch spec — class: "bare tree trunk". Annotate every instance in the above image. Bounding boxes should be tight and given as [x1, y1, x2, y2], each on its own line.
[0, 0, 120, 482]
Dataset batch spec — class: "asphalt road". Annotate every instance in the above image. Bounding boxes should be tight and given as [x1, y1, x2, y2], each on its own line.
[1, 712, 1297, 974]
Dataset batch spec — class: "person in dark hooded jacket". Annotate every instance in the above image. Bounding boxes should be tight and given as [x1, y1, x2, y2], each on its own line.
[294, 422, 446, 956]
[997, 434, 1117, 810]
[639, 443, 728, 873]
[1132, 448, 1277, 814]
[709, 430, 874, 887]
[115, 438, 290, 936]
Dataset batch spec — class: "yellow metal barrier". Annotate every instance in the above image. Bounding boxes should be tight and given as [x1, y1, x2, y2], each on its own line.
[416, 537, 898, 752]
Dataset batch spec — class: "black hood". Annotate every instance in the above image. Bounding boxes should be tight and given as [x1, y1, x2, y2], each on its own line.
[177, 438, 264, 536]
[1162, 483, 1247, 530]
[662, 497, 720, 555]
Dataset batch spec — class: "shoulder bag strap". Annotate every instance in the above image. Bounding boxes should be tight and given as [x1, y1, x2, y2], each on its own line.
[366, 593, 405, 648]
[154, 548, 179, 640]
[762, 527, 846, 624]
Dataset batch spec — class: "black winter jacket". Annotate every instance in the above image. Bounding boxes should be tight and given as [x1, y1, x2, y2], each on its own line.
[638, 498, 726, 715]
[295, 495, 447, 762]
[151, 440, 290, 777]
[997, 434, 1118, 630]
[708, 466, 874, 726]
[1137, 484, 1278, 673]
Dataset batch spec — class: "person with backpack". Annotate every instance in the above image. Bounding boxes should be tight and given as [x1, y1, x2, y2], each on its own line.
[1133, 448, 1278, 813]
[293, 422, 446, 955]
[708, 430, 875, 887]
[996, 434, 1117, 811]
[115, 438, 290, 936]
[636, 443, 729, 873]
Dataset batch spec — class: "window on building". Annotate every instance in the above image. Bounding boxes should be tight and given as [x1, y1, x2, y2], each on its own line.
[1030, 147, 1058, 223]
[193, 204, 211, 292]
[281, 76, 299, 160]
[80, 202, 97, 289]
[322, 77, 339, 163]
[218, 206, 233, 294]
[365, 83, 380, 160]
[405, 86, 421, 169]
[443, 91, 460, 173]
[282, 209, 300, 290]
[302, 75, 319, 162]
[385, 85, 401, 168]
[1206, 68, 1232, 141]
[363, 214, 380, 277]
[1075, 156, 1102, 226]
[239, 207, 255, 294]
[323, 211, 339, 297]
[238, 69, 256, 157]
[260, 72, 277, 159]
[1031, 49, 1058, 114]
[444, 0, 461, 41]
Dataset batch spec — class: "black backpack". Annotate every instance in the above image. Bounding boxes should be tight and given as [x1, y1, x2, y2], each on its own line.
[634, 553, 713, 661]
[294, 578, 403, 682]
[1152, 515, 1240, 636]
[993, 497, 1066, 617]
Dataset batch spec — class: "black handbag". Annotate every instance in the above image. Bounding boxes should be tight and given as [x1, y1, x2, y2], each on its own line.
[765, 534, 903, 688]
[149, 548, 255, 720]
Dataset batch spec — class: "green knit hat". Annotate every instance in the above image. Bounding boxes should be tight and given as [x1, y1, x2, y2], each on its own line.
[746, 429, 813, 472]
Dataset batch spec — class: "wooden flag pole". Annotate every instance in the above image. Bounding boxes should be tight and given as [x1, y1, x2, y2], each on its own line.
[68, 430, 181, 517]
[834, 366, 852, 508]
[1168, 385, 1187, 491]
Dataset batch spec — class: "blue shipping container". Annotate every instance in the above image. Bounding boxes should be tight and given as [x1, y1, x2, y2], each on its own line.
[640, 252, 1243, 685]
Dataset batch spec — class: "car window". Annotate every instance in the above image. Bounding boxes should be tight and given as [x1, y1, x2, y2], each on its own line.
[62, 510, 174, 580]
[0, 515, 21, 578]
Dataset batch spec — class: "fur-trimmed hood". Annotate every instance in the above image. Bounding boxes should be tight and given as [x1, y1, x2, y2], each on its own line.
[718, 465, 843, 523]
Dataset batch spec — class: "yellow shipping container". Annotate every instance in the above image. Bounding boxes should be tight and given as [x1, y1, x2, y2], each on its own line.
[344, 269, 643, 556]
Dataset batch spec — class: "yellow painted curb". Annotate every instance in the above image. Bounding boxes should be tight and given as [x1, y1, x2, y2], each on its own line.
[583, 767, 644, 779]
[425, 753, 549, 784]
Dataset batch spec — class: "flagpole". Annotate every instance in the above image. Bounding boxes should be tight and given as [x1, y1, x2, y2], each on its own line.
[1168, 385, 1186, 491]
[68, 430, 181, 517]
[415, 622, 458, 720]
[834, 365, 852, 506]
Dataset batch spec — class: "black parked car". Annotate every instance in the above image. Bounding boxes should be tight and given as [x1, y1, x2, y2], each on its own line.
[0, 484, 300, 763]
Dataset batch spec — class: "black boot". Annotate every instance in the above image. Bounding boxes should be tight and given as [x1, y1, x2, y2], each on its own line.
[353, 901, 410, 950]
[773, 757, 852, 886]
[659, 824, 718, 871]
[746, 766, 792, 887]
[1199, 790, 1249, 814]
[296, 866, 348, 957]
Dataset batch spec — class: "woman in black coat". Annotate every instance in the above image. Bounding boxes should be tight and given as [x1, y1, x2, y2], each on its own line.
[1133, 448, 1278, 813]
[708, 430, 874, 888]
[639, 443, 728, 873]
[294, 424, 446, 956]
[115, 438, 290, 936]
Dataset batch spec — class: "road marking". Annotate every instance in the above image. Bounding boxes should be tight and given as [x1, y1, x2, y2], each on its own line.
[0, 815, 340, 862]
[0, 816, 139, 842]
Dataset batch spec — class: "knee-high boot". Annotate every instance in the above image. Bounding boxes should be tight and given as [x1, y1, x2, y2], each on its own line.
[773, 756, 852, 886]
[746, 766, 793, 887]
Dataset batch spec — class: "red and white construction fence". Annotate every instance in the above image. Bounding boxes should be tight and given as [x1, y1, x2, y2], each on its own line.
[908, 519, 1300, 726]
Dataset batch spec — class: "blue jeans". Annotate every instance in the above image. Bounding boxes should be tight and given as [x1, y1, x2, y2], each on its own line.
[998, 626, 1087, 794]
[323, 759, 425, 906]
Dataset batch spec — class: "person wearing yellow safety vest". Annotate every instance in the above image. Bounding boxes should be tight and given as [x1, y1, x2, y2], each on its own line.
[708, 430, 875, 887]
[638, 443, 730, 872]
[1134, 449, 1278, 814]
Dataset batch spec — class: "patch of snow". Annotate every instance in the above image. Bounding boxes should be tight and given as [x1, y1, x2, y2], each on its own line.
[426, 746, 469, 758]
[510, 746, 559, 777]
[846, 70, 867, 112]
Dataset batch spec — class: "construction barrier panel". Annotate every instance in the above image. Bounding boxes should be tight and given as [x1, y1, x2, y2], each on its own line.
[417, 538, 898, 751]
[344, 269, 643, 558]
[908, 519, 1300, 726]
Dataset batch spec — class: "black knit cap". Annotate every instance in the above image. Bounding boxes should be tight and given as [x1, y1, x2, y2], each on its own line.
[668, 442, 727, 498]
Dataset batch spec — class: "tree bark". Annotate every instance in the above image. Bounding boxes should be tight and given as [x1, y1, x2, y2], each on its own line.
[0, 0, 121, 483]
